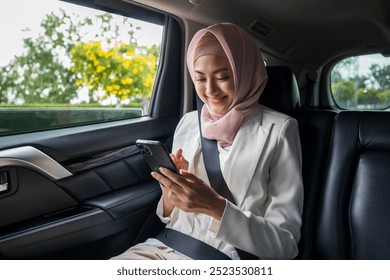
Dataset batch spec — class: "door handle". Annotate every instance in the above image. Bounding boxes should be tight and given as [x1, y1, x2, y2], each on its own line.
[0, 171, 9, 192]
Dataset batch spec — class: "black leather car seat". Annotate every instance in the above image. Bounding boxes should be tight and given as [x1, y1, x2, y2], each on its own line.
[313, 111, 390, 259]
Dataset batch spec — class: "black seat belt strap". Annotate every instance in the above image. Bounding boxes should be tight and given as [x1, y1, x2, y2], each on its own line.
[155, 228, 231, 260]
[198, 128, 236, 203]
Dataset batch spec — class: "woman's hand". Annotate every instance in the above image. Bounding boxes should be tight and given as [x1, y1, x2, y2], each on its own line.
[158, 148, 188, 217]
[152, 167, 226, 220]
[170, 148, 188, 171]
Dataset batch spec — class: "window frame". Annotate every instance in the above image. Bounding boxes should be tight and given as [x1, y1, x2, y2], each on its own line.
[0, 0, 183, 136]
[324, 51, 390, 111]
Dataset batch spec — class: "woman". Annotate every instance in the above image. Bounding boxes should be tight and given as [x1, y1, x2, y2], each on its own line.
[111, 22, 303, 260]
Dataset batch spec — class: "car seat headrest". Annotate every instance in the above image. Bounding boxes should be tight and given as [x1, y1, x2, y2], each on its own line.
[259, 66, 300, 116]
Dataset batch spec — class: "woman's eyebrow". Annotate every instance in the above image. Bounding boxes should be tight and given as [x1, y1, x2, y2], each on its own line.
[194, 67, 229, 75]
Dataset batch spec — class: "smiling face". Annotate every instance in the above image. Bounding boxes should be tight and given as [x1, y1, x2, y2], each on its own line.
[194, 54, 235, 116]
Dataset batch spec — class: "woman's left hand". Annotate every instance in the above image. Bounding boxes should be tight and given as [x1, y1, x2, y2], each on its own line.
[151, 167, 226, 220]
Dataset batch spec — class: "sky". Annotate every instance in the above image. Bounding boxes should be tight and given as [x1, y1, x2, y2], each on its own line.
[337, 54, 389, 79]
[0, 0, 163, 66]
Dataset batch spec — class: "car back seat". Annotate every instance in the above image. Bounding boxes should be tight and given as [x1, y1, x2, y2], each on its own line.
[260, 66, 337, 259]
[312, 111, 390, 259]
[263, 67, 390, 259]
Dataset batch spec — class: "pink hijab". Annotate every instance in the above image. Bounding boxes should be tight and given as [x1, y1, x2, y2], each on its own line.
[187, 23, 268, 147]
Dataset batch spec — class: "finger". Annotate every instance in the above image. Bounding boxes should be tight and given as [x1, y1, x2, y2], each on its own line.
[179, 169, 205, 183]
[159, 167, 184, 185]
[176, 149, 188, 165]
[152, 171, 184, 196]
[151, 171, 162, 181]
[160, 168, 198, 187]
[178, 155, 187, 164]
[171, 149, 183, 167]
[159, 168, 194, 195]
[151, 171, 175, 188]
[175, 148, 183, 158]
[170, 153, 177, 164]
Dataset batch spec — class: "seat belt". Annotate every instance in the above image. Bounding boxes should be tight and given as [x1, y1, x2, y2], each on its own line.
[155, 228, 231, 260]
[197, 124, 236, 203]
[196, 96, 258, 260]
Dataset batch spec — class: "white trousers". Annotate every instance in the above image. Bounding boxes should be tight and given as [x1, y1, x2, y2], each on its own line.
[110, 243, 192, 260]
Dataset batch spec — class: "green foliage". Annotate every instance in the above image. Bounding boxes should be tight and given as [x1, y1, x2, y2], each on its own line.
[331, 79, 356, 108]
[367, 64, 390, 91]
[0, 9, 160, 107]
[378, 90, 390, 108]
[70, 40, 157, 104]
[332, 57, 390, 109]
[358, 88, 381, 105]
[0, 10, 79, 104]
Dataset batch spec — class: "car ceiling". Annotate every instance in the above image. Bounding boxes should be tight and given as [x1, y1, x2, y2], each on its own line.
[129, 0, 390, 69]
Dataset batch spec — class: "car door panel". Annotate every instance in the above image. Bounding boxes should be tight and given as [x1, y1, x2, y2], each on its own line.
[0, 117, 177, 259]
[0, 167, 78, 229]
[0, 206, 111, 259]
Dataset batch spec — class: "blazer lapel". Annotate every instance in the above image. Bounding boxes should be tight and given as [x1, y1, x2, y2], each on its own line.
[223, 106, 273, 206]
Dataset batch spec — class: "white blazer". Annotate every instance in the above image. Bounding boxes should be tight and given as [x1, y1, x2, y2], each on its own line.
[156, 104, 303, 259]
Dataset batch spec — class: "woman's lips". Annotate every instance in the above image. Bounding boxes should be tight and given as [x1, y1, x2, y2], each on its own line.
[207, 95, 227, 104]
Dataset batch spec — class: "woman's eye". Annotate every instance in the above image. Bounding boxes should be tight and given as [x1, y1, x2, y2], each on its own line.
[217, 76, 229, 81]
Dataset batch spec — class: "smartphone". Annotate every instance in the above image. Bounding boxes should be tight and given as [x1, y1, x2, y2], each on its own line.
[136, 139, 178, 174]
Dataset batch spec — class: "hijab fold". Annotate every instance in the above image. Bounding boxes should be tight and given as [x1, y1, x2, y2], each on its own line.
[187, 23, 268, 147]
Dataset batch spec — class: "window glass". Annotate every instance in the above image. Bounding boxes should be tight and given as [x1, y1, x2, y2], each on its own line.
[331, 53, 390, 110]
[0, 0, 163, 135]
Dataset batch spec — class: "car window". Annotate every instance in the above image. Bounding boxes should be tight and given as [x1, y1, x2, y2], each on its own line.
[330, 53, 390, 110]
[0, 0, 163, 136]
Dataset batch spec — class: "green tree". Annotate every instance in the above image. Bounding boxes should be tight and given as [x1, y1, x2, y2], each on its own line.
[379, 90, 390, 108]
[0, 9, 159, 107]
[0, 10, 80, 104]
[331, 79, 356, 108]
[70, 41, 157, 105]
[368, 64, 390, 91]
[69, 13, 160, 106]
[357, 88, 381, 106]
[357, 63, 390, 108]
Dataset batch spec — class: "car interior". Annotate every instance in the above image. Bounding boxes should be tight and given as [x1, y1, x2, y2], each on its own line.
[1, 0, 390, 260]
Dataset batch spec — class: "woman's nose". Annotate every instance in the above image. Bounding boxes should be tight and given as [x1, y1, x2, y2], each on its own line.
[206, 80, 218, 96]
